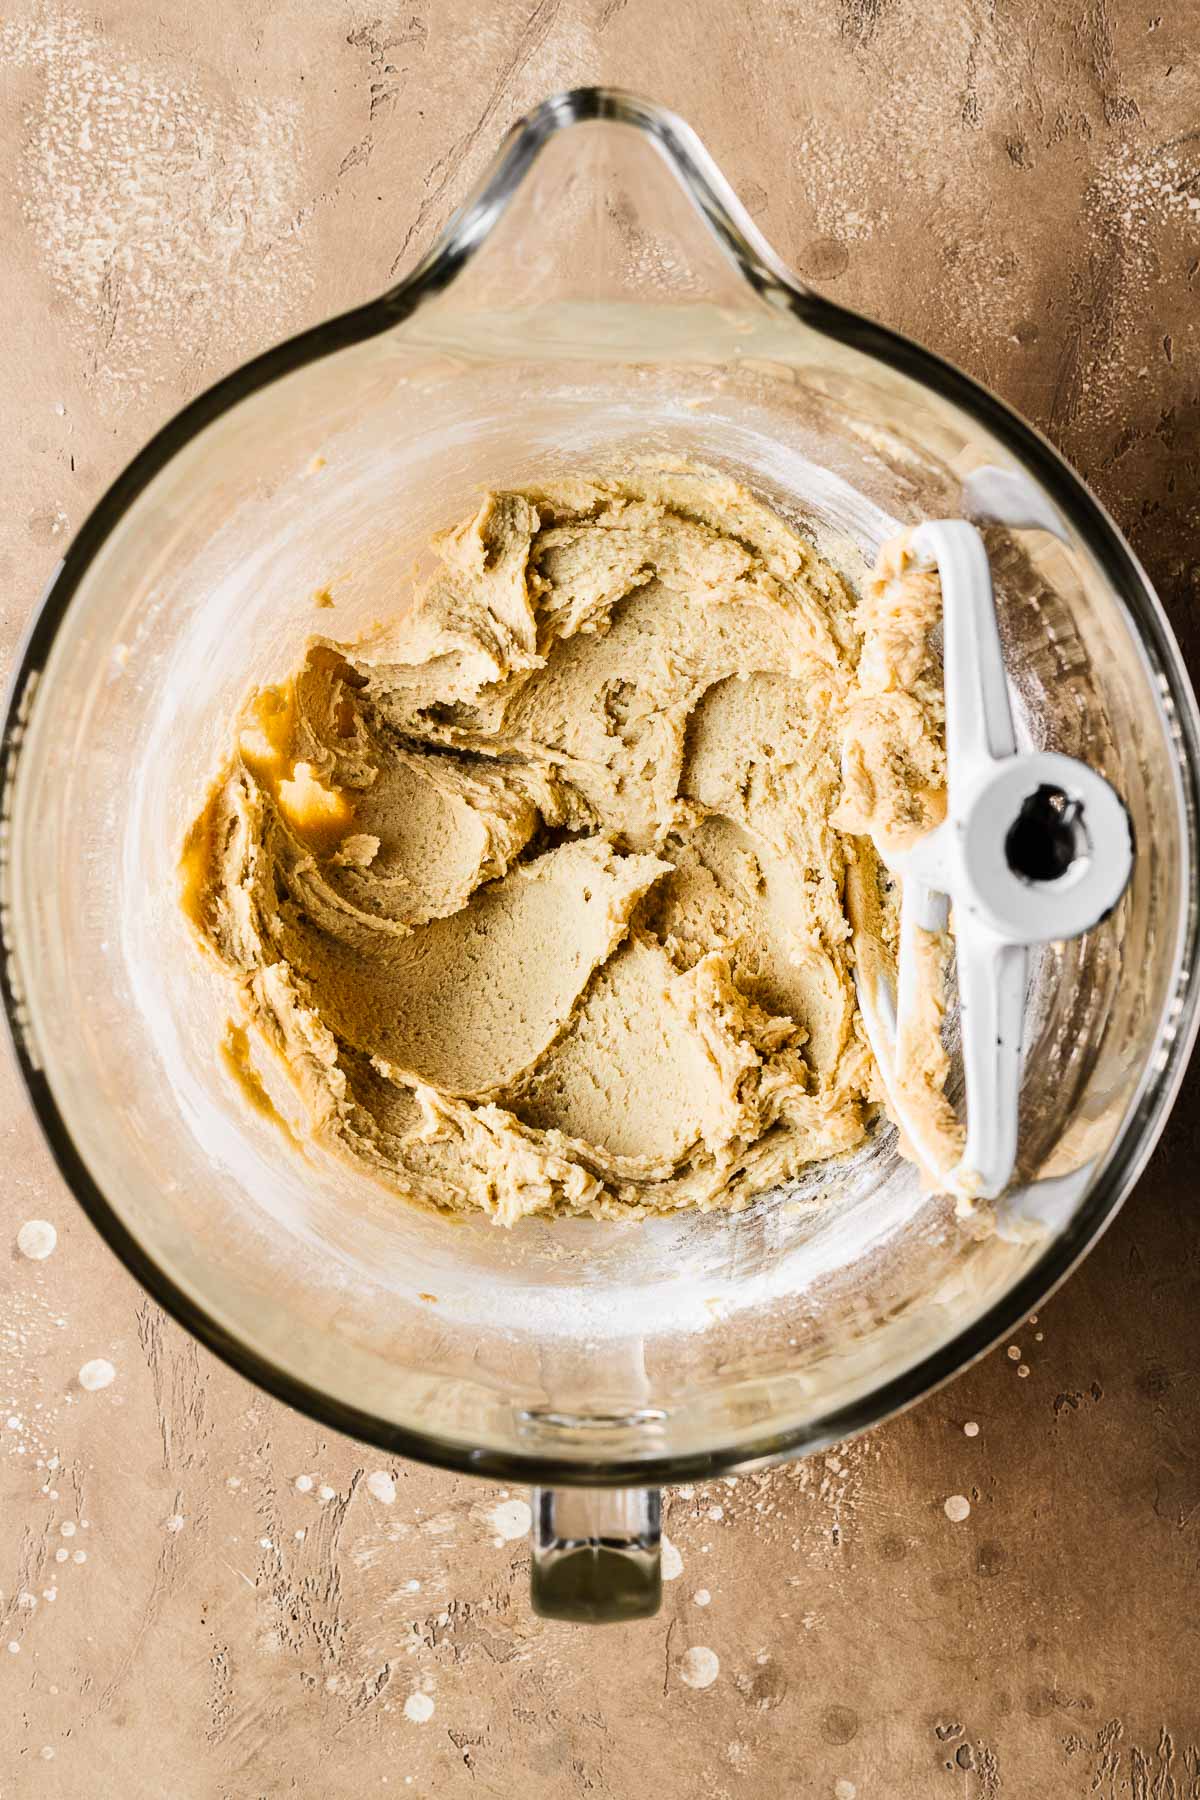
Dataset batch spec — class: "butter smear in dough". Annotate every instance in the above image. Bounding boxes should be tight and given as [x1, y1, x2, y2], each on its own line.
[183, 465, 954, 1225]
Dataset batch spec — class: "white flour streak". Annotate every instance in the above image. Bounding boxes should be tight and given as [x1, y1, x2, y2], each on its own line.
[0, 10, 312, 401]
[1080, 142, 1200, 422]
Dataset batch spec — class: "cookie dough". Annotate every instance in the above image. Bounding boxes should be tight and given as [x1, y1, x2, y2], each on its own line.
[183, 466, 950, 1224]
[836, 532, 963, 1188]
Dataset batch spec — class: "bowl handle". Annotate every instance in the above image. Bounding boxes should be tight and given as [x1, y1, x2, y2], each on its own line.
[530, 1485, 662, 1622]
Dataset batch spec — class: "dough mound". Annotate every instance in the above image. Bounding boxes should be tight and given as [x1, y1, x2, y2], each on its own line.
[183, 466, 948, 1224]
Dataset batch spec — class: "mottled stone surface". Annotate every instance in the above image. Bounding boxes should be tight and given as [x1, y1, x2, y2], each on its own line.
[2, 3, 1199, 1793]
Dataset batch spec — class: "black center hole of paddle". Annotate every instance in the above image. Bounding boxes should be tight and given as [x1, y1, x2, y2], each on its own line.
[1005, 785, 1086, 883]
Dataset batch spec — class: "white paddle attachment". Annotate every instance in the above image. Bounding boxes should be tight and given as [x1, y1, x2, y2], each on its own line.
[858, 521, 1133, 1202]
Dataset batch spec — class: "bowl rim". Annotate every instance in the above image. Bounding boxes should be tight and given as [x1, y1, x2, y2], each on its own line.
[3, 86, 1199, 1487]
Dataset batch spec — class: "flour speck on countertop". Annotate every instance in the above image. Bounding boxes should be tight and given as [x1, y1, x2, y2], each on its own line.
[16, 1219, 57, 1260]
[78, 1358, 116, 1390]
[366, 1470, 397, 1505]
[661, 1537, 683, 1581]
[403, 1692, 435, 1724]
[474, 1497, 531, 1542]
[678, 1646, 721, 1689]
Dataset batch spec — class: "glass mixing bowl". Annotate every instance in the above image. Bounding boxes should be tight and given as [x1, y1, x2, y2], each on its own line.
[3, 90, 1198, 1622]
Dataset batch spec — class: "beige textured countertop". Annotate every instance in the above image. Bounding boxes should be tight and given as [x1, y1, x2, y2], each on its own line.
[3, 3, 1200, 1794]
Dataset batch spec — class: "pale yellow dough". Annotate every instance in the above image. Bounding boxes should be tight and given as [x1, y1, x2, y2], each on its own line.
[183, 467, 952, 1224]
